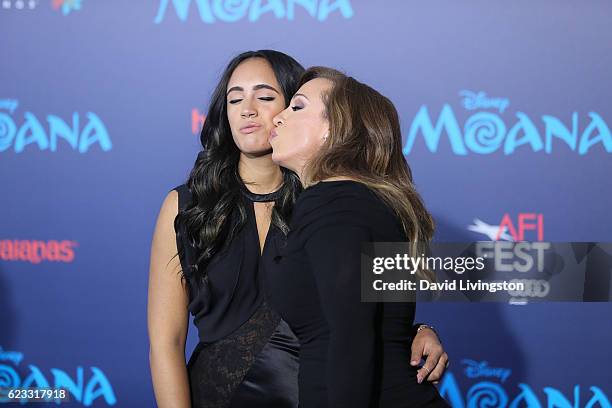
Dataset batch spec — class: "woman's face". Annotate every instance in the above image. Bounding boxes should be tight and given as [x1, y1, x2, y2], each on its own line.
[226, 58, 286, 157]
[270, 78, 332, 173]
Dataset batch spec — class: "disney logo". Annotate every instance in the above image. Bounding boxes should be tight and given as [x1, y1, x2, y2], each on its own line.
[0, 346, 23, 365]
[0, 99, 18, 114]
[460, 90, 510, 113]
[462, 359, 512, 382]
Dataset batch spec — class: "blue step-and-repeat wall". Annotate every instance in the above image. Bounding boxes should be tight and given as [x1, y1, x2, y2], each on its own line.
[1, 1, 611, 406]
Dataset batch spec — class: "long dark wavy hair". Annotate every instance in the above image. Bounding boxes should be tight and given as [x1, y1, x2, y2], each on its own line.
[175, 50, 304, 287]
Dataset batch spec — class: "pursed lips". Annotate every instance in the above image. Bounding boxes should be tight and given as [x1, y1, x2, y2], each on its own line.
[240, 122, 262, 134]
[269, 128, 279, 141]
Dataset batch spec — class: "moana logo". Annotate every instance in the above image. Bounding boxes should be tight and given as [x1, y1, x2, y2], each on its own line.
[403, 91, 612, 155]
[154, 0, 354, 23]
[438, 359, 611, 408]
[0, 346, 116, 406]
[0, 99, 112, 154]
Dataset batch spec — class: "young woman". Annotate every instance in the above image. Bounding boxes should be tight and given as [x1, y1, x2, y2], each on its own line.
[266, 66, 450, 407]
[148, 52, 448, 408]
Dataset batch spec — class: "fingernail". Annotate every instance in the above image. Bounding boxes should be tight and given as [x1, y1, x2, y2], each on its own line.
[417, 375, 422, 383]
[411, 360, 417, 365]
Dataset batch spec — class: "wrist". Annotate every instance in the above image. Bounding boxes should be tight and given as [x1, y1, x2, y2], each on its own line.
[414, 323, 440, 343]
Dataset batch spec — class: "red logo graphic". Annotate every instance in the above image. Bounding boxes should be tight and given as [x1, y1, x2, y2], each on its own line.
[497, 213, 544, 241]
[0, 239, 77, 263]
[192, 108, 206, 135]
[51, 0, 82, 15]
[468, 213, 545, 241]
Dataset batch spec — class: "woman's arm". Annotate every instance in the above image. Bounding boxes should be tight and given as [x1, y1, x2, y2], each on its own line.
[147, 191, 191, 408]
[304, 224, 377, 408]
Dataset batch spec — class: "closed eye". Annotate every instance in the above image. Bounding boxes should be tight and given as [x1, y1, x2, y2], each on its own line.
[291, 105, 303, 111]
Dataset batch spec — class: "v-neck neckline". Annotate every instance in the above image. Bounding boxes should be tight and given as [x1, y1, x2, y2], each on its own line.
[246, 198, 274, 257]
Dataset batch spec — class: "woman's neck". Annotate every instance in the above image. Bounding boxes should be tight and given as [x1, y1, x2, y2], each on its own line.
[238, 152, 284, 194]
[296, 163, 356, 188]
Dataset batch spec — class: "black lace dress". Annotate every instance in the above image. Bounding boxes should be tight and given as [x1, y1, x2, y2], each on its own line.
[173, 184, 299, 408]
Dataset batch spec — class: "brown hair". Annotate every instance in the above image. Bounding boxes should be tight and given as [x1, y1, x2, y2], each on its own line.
[300, 66, 435, 280]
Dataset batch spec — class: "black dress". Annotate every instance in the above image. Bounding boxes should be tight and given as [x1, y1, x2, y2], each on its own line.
[172, 183, 299, 408]
[263, 180, 449, 408]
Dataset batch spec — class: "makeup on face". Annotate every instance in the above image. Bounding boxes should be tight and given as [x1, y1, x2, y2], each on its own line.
[225, 58, 286, 155]
[269, 78, 332, 172]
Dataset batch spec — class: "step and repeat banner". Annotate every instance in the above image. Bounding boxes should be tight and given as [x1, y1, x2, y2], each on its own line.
[1, 1, 611, 406]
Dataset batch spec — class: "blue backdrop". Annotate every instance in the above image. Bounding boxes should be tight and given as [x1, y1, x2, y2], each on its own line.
[1, 0, 611, 406]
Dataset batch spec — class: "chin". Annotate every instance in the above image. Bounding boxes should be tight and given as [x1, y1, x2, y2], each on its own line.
[237, 133, 270, 148]
[242, 145, 273, 157]
[270, 151, 285, 165]
[271, 153, 294, 171]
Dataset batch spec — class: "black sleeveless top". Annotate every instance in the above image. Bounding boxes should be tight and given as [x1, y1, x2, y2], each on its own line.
[172, 183, 300, 408]
[173, 183, 277, 343]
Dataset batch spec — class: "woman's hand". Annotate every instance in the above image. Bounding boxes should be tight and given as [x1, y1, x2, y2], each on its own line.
[410, 327, 449, 384]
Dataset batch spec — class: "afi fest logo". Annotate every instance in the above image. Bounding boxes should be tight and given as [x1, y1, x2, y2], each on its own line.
[403, 90, 612, 155]
[0, 99, 111, 153]
[468, 213, 549, 303]
[154, 0, 354, 23]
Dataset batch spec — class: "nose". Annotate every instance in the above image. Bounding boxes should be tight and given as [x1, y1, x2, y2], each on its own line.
[273, 111, 285, 127]
[241, 102, 257, 119]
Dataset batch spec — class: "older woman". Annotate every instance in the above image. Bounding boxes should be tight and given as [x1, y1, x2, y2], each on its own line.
[266, 66, 449, 407]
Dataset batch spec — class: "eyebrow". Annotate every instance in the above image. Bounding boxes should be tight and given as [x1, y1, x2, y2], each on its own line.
[226, 84, 280, 96]
[292, 93, 309, 101]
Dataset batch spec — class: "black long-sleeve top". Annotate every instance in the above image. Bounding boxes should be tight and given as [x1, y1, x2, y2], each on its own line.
[263, 180, 446, 407]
